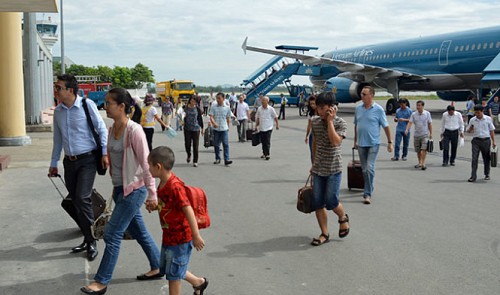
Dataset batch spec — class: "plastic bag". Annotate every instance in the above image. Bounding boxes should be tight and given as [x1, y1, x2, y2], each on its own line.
[165, 127, 177, 138]
[459, 137, 465, 147]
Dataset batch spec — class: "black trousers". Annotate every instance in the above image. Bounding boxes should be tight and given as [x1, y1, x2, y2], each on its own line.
[143, 127, 154, 152]
[184, 130, 200, 163]
[279, 104, 286, 119]
[260, 130, 273, 156]
[63, 154, 97, 243]
[442, 129, 459, 164]
[471, 137, 491, 179]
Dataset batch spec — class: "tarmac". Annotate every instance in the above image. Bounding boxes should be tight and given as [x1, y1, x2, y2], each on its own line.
[1, 100, 500, 295]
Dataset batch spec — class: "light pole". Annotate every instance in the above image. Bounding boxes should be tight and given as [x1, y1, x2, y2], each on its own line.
[60, 0, 65, 74]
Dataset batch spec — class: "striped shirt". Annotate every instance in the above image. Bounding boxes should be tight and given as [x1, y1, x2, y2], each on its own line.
[311, 116, 347, 176]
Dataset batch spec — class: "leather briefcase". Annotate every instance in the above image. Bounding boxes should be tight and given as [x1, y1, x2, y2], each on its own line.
[297, 175, 313, 214]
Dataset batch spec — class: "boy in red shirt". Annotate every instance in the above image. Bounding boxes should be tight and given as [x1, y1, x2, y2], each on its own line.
[148, 146, 208, 295]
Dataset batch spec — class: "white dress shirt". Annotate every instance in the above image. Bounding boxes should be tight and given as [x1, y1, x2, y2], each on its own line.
[441, 111, 464, 133]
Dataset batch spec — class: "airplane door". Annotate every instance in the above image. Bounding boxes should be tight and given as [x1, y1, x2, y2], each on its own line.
[439, 40, 452, 66]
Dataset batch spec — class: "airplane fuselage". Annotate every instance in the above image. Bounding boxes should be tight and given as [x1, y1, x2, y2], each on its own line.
[311, 26, 500, 92]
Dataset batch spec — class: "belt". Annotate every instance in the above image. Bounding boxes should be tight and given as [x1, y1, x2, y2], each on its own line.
[473, 137, 490, 141]
[64, 151, 94, 161]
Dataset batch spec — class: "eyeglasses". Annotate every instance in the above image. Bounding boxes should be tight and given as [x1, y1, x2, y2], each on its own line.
[104, 101, 118, 106]
[54, 85, 67, 91]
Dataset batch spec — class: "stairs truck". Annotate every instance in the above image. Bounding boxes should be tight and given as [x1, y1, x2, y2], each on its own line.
[156, 79, 196, 105]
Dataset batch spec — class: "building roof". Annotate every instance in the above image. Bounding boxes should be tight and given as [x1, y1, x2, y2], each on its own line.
[0, 0, 58, 12]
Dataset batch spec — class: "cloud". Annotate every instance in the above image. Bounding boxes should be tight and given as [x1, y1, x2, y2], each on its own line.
[44, 0, 500, 86]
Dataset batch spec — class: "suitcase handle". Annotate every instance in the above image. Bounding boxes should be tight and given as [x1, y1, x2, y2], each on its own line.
[352, 147, 358, 162]
[48, 174, 66, 200]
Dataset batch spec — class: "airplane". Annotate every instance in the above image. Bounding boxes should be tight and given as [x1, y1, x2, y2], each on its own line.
[242, 26, 500, 113]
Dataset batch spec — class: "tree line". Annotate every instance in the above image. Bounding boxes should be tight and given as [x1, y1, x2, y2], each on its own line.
[53, 62, 155, 89]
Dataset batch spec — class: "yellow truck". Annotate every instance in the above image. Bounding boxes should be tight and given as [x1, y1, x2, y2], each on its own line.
[156, 79, 196, 104]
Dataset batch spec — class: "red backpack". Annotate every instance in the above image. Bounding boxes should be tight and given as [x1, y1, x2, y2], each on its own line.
[184, 185, 211, 229]
[171, 179, 210, 229]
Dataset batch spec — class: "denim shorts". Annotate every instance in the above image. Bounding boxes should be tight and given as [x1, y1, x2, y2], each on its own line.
[312, 172, 342, 210]
[159, 242, 193, 280]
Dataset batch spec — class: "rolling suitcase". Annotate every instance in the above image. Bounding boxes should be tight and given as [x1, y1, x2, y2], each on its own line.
[347, 148, 364, 190]
[48, 174, 106, 227]
[204, 126, 214, 148]
[246, 122, 254, 141]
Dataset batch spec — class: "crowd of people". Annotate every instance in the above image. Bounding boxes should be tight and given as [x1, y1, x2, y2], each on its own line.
[48, 74, 497, 294]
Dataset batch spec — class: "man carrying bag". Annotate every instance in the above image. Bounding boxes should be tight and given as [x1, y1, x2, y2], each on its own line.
[48, 74, 108, 261]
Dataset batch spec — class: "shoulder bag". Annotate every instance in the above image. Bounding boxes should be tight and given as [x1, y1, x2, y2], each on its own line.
[82, 98, 107, 175]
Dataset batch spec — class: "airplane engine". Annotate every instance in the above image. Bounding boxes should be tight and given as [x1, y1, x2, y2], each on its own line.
[437, 90, 473, 102]
[324, 77, 368, 103]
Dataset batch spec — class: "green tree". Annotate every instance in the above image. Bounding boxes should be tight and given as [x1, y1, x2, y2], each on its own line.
[131, 63, 154, 88]
[53, 61, 62, 77]
[96, 66, 113, 82]
[112, 66, 135, 88]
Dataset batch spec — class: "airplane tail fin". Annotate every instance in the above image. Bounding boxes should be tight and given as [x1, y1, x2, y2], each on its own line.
[242, 37, 248, 55]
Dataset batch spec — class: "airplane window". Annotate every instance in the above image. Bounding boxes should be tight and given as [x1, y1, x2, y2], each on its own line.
[453, 46, 458, 52]
[490, 42, 494, 49]
[465, 44, 469, 51]
[403, 52, 407, 57]
[483, 43, 488, 49]
[460, 45, 464, 51]
[420, 49, 424, 55]
[471, 44, 476, 50]
[399, 52, 402, 57]
[411, 51, 415, 56]
[477, 43, 481, 50]
[425, 49, 430, 54]
[434, 48, 438, 54]
[496, 41, 500, 48]
[393, 53, 396, 58]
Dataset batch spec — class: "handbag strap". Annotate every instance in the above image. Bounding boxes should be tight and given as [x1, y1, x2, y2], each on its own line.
[82, 98, 102, 150]
[305, 174, 312, 187]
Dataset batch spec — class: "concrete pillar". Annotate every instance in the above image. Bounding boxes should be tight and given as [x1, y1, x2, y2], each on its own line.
[0, 12, 31, 146]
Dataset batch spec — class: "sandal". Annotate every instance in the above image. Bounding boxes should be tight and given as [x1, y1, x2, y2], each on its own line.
[193, 277, 209, 295]
[338, 214, 350, 238]
[311, 233, 330, 246]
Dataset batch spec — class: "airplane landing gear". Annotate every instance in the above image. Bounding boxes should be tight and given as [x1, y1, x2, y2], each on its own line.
[386, 98, 399, 115]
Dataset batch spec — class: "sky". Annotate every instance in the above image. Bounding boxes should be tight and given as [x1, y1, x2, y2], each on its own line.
[41, 0, 500, 87]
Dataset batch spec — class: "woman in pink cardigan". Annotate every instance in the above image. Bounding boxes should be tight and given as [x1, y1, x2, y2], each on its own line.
[81, 88, 160, 295]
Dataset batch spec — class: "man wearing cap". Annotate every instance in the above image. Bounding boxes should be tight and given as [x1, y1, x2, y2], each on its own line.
[440, 105, 464, 166]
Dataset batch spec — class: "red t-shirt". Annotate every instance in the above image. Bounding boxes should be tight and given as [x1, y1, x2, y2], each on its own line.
[157, 173, 192, 246]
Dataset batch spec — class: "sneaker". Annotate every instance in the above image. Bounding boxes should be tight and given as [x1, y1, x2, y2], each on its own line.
[450, 162, 455, 166]
[224, 160, 233, 166]
[363, 197, 371, 205]
[402, 157, 407, 161]
[468, 177, 476, 182]
[213, 159, 221, 165]
[193, 163, 198, 167]
[484, 175, 490, 180]
[391, 157, 398, 161]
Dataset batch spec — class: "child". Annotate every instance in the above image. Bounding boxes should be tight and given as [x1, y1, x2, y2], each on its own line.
[148, 146, 209, 295]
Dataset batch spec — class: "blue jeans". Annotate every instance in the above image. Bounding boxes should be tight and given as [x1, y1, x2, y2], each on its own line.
[358, 145, 380, 197]
[213, 130, 230, 161]
[394, 130, 410, 159]
[94, 186, 160, 285]
[311, 172, 342, 210]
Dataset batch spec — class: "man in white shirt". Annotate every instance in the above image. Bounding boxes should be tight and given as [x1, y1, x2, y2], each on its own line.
[235, 94, 250, 142]
[440, 105, 464, 166]
[255, 96, 279, 160]
[466, 104, 496, 182]
[405, 100, 432, 170]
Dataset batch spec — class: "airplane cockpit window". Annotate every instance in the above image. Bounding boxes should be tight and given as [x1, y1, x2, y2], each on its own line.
[454, 46, 459, 52]
[465, 44, 469, 51]
[434, 48, 439, 54]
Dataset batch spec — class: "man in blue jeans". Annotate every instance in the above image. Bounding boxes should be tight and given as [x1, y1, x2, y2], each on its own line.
[209, 92, 233, 166]
[354, 86, 393, 204]
[392, 98, 412, 161]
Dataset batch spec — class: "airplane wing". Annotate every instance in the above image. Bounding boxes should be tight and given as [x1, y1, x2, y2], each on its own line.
[242, 37, 426, 83]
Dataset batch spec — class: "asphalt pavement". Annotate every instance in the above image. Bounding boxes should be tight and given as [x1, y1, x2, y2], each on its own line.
[1, 100, 499, 295]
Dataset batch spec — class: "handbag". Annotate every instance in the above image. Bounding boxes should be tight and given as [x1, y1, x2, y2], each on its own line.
[426, 139, 434, 153]
[82, 98, 107, 175]
[297, 175, 314, 214]
[491, 146, 498, 168]
[251, 131, 261, 146]
[91, 194, 134, 240]
[439, 140, 443, 151]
